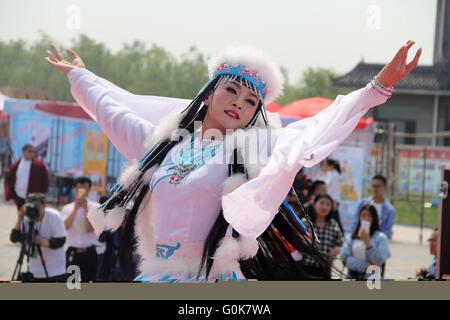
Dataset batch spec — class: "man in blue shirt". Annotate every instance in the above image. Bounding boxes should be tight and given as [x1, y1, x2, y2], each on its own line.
[352, 175, 395, 239]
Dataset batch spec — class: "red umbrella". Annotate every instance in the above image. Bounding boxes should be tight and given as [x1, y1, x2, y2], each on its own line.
[277, 96, 373, 129]
[356, 116, 374, 129]
[278, 97, 333, 118]
[266, 101, 282, 112]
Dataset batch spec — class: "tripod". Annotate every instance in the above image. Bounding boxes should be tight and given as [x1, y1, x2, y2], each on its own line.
[12, 219, 49, 281]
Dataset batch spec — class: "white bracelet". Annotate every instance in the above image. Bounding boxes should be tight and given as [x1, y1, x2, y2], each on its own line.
[370, 77, 393, 97]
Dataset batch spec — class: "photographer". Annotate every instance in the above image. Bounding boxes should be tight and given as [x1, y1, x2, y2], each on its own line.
[61, 176, 100, 282]
[10, 193, 67, 282]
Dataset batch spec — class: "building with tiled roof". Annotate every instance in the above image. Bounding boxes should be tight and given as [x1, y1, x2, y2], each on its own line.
[335, 0, 450, 146]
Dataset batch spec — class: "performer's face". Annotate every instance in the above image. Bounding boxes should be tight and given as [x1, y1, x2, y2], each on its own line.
[204, 80, 260, 132]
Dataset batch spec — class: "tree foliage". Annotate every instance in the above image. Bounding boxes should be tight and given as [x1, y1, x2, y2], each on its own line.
[0, 34, 341, 105]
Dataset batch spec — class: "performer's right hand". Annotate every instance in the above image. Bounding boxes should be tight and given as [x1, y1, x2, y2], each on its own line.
[45, 43, 86, 75]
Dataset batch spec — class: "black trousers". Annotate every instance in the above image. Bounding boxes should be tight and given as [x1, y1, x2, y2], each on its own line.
[14, 196, 26, 211]
[66, 246, 98, 282]
[17, 272, 67, 282]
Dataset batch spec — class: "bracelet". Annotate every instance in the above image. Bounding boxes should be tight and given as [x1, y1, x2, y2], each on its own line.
[373, 76, 394, 92]
[370, 76, 394, 97]
[371, 80, 393, 97]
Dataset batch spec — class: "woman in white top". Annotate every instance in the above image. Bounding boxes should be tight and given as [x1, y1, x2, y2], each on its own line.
[315, 158, 342, 204]
[341, 204, 391, 279]
[45, 41, 421, 282]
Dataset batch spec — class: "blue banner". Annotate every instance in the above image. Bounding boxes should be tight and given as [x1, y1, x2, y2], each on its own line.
[4, 99, 128, 192]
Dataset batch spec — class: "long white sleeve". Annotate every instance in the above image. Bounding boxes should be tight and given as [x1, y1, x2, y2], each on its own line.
[69, 68, 154, 160]
[222, 83, 389, 238]
[68, 68, 191, 160]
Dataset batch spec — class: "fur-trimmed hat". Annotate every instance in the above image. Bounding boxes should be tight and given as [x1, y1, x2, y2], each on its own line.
[208, 46, 284, 104]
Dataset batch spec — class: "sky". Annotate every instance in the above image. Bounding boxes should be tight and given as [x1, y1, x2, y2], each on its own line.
[0, 0, 437, 82]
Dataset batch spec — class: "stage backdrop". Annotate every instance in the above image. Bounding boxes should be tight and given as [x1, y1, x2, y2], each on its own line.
[332, 145, 366, 234]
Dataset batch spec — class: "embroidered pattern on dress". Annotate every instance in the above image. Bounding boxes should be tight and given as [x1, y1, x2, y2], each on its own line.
[149, 135, 217, 190]
[155, 243, 181, 259]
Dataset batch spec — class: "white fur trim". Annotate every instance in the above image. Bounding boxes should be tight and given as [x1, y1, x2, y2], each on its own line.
[208, 46, 284, 104]
[222, 173, 247, 196]
[266, 111, 282, 129]
[135, 192, 155, 268]
[118, 161, 140, 187]
[87, 208, 106, 237]
[105, 207, 126, 232]
[255, 114, 266, 128]
[143, 111, 184, 152]
[256, 110, 282, 129]
[210, 237, 241, 276]
[238, 236, 259, 260]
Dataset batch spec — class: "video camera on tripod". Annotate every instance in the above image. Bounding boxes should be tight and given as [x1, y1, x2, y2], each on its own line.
[23, 200, 40, 221]
[12, 193, 49, 281]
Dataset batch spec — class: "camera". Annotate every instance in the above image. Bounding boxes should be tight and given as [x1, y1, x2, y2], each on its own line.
[24, 203, 39, 220]
[23, 193, 46, 220]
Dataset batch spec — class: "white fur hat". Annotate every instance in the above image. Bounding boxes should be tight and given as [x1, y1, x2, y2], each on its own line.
[208, 46, 284, 104]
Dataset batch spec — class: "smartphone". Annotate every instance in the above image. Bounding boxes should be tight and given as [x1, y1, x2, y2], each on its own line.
[77, 188, 86, 199]
[361, 220, 371, 233]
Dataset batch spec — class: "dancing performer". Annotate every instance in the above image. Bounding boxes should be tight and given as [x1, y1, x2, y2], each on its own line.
[46, 41, 421, 281]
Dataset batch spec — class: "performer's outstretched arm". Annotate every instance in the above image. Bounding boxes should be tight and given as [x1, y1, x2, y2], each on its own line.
[67, 68, 189, 126]
[222, 41, 422, 239]
[45, 44, 189, 160]
[68, 67, 154, 161]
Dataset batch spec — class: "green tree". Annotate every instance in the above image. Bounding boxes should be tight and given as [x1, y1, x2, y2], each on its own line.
[0, 35, 343, 105]
[0, 34, 210, 102]
[277, 67, 343, 105]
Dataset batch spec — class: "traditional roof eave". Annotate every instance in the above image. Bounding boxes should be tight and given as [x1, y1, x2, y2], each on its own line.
[335, 85, 450, 96]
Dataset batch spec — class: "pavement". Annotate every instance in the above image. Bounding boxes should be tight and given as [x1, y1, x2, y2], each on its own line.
[0, 200, 434, 281]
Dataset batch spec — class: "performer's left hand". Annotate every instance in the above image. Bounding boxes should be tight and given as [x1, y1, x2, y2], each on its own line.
[376, 40, 422, 88]
[45, 43, 86, 75]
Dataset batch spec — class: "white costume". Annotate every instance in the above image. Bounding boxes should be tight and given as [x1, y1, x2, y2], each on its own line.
[68, 47, 389, 281]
